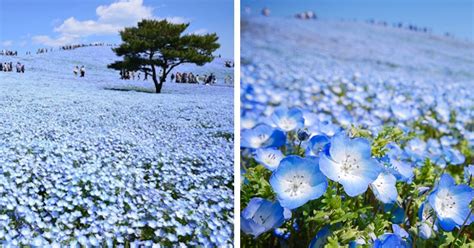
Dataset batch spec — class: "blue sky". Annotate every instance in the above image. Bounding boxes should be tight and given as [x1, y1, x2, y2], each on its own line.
[0, 0, 234, 58]
[242, 0, 474, 41]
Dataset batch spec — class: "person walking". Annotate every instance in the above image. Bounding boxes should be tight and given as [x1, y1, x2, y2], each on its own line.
[80, 66, 85, 77]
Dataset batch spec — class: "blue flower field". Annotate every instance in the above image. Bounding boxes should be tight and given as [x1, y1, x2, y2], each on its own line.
[240, 17, 474, 247]
[0, 46, 234, 247]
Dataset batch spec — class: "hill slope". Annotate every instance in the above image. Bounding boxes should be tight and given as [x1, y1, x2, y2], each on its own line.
[242, 17, 474, 86]
[0, 46, 233, 246]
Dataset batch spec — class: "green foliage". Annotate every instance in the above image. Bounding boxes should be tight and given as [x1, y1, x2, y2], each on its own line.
[241, 165, 275, 208]
[108, 19, 220, 93]
[350, 125, 413, 157]
[241, 123, 474, 247]
[371, 126, 413, 157]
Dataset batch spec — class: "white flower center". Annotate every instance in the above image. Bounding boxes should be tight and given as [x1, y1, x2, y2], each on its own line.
[250, 134, 269, 147]
[263, 153, 278, 166]
[374, 179, 384, 188]
[242, 119, 256, 129]
[283, 173, 309, 197]
[338, 154, 359, 179]
[255, 213, 271, 225]
[279, 118, 296, 130]
[434, 189, 456, 218]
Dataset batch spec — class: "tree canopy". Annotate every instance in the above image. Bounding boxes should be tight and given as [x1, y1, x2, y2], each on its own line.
[108, 19, 220, 93]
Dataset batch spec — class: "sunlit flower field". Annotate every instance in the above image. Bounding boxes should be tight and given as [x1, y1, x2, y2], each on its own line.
[240, 17, 474, 247]
[0, 47, 234, 247]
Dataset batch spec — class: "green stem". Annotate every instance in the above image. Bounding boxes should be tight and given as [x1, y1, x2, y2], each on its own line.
[297, 140, 303, 156]
[371, 190, 379, 220]
[336, 183, 340, 196]
[430, 214, 437, 230]
[433, 166, 448, 186]
[402, 184, 412, 227]
[241, 159, 249, 171]
[451, 208, 473, 248]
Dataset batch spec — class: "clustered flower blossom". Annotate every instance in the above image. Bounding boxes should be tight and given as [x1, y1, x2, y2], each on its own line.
[0, 47, 234, 246]
[240, 17, 473, 247]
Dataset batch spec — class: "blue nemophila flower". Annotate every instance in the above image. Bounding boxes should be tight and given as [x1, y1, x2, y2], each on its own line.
[384, 143, 414, 182]
[428, 173, 474, 231]
[241, 111, 260, 129]
[441, 147, 465, 166]
[392, 224, 409, 239]
[305, 134, 330, 157]
[440, 136, 458, 146]
[254, 148, 284, 171]
[405, 138, 427, 163]
[384, 204, 405, 224]
[465, 165, 474, 183]
[241, 197, 286, 237]
[319, 133, 382, 197]
[390, 104, 418, 121]
[373, 233, 410, 248]
[418, 202, 437, 229]
[310, 120, 342, 137]
[418, 222, 433, 240]
[308, 226, 331, 248]
[270, 156, 328, 209]
[274, 228, 291, 240]
[31, 236, 47, 247]
[270, 107, 305, 132]
[302, 111, 318, 128]
[297, 130, 310, 141]
[241, 124, 286, 149]
[241, 168, 247, 185]
[370, 172, 398, 204]
[348, 239, 366, 248]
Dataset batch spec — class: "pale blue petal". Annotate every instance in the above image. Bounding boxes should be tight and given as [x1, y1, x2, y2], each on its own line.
[438, 217, 457, 232]
[319, 153, 341, 182]
[347, 138, 372, 159]
[437, 173, 455, 189]
[341, 177, 371, 197]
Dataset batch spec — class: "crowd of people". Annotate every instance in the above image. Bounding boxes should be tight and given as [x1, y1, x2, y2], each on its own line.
[73, 66, 86, 77]
[36, 48, 53, 54]
[366, 19, 432, 34]
[1, 62, 25, 73]
[119, 69, 145, 81]
[31, 43, 116, 55]
[260, 8, 435, 35]
[295, 11, 317, 20]
[116, 70, 225, 85]
[224, 60, 234, 68]
[172, 72, 216, 85]
[60, 43, 114, 51]
[0, 50, 18, 56]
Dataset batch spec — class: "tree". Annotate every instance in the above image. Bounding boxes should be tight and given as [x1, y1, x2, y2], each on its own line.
[108, 19, 220, 93]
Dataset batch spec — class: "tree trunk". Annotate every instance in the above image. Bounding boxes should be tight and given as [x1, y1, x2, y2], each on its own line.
[157, 76, 166, 93]
[151, 65, 162, 93]
[152, 77, 162, 93]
